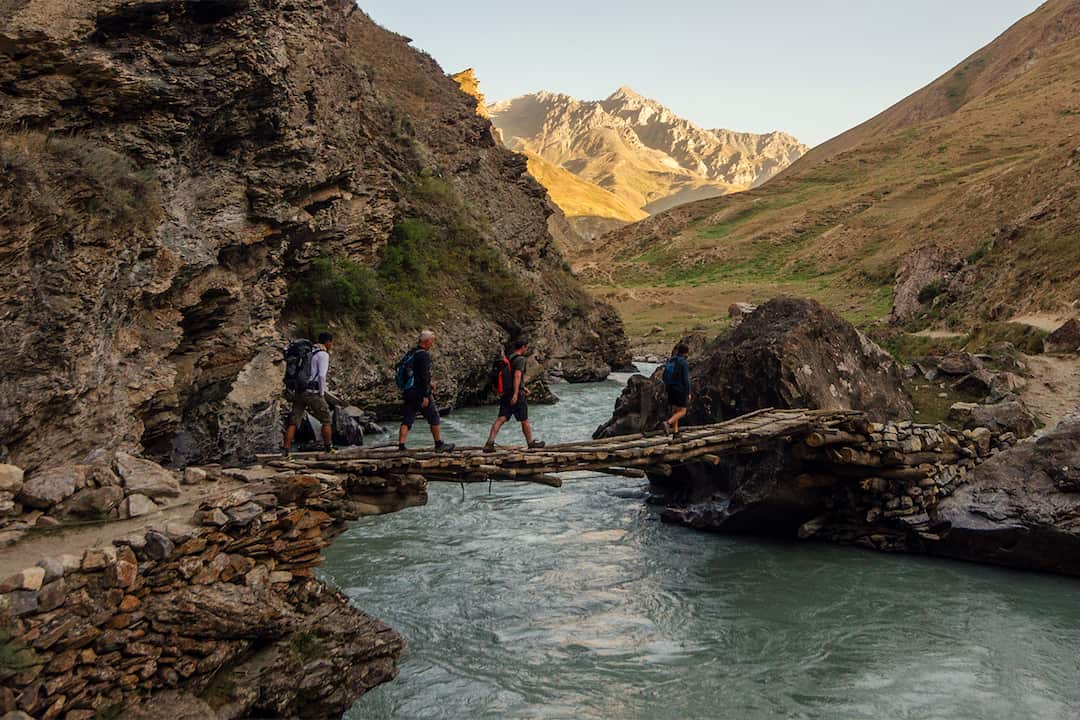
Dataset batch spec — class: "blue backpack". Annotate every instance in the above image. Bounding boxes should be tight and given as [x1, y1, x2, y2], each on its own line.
[662, 357, 678, 385]
[395, 349, 418, 391]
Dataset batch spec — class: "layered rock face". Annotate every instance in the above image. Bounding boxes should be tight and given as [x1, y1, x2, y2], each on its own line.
[0, 0, 629, 470]
[596, 298, 912, 437]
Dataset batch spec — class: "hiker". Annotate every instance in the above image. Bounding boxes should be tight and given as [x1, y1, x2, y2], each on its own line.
[397, 330, 455, 452]
[483, 339, 545, 452]
[662, 343, 692, 435]
[282, 332, 335, 457]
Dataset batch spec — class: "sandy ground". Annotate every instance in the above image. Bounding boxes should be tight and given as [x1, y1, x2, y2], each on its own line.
[1020, 353, 1080, 429]
[1010, 313, 1074, 332]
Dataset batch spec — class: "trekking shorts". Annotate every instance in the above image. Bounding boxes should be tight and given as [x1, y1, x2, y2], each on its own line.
[288, 391, 332, 427]
[402, 391, 441, 429]
[666, 386, 689, 409]
[498, 396, 529, 422]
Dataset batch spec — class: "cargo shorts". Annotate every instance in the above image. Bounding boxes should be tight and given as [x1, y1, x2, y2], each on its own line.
[288, 391, 332, 427]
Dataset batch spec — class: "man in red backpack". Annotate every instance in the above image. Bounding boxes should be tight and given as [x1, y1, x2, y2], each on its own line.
[483, 339, 545, 452]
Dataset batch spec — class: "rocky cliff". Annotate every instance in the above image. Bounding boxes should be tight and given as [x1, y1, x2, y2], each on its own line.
[0, 0, 630, 471]
[488, 87, 807, 240]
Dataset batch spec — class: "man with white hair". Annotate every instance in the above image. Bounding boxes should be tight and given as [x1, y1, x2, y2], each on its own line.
[397, 329, 454, 452]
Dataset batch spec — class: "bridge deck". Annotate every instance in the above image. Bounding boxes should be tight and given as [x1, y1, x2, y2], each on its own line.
[266, 408, 868, 487]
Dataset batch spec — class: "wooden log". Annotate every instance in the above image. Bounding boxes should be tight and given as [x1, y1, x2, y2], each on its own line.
[805, 430, 867, 448]
[596, 467, 647, 479]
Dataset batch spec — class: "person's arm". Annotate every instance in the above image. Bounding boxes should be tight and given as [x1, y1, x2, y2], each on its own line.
[315, 351, 329, 395]
[511, 369, 524, 403]
[416, 351, 432, 403]
[680, 358, 691, 393]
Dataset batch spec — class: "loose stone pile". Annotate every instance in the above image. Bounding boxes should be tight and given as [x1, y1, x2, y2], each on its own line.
[799, 420, 1017, 550]
[0, 470, 424, 719]
[0, 453, 186, 547]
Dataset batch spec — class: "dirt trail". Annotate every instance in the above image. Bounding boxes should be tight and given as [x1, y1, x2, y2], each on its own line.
[0, 475, 249, 578]
[1021, 353, 1080, 429]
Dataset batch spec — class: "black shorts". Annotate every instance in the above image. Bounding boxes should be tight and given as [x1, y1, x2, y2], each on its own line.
[666, 386, 689, 408]
[498, 396, 528, 421]
[402, 391, 440, 429]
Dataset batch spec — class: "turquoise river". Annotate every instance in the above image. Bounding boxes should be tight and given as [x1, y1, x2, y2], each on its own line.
[322, 369, 1080, 720]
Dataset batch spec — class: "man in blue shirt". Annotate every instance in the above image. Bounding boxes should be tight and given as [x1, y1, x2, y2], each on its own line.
[662, 343, 692, 435]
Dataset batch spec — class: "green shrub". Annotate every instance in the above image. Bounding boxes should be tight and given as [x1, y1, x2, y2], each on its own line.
[286, 255, 377, 326]
[917, 280, 945, 304]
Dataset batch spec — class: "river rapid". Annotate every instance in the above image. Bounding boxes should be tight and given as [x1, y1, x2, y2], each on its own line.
[323, 370, 1080, 720]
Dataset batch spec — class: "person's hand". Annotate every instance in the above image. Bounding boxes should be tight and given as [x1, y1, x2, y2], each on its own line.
[523, 387, 531, 397]
[511, 393, 519, 405]
[689, 393, 694, 402]
[421, 396, 430, 409]
[430, 380, 438, 391]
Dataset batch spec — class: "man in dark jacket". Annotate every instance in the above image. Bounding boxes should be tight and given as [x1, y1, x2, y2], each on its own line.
[483, 339, 545, 452]
[398, 330, 454, 452]
[662, 343, 692, 435]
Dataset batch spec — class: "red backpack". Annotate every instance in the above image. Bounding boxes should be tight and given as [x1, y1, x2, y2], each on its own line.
[490, 356, 512, 396]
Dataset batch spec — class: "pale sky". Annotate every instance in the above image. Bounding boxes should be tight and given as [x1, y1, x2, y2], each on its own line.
[357, 0, 1045, 146]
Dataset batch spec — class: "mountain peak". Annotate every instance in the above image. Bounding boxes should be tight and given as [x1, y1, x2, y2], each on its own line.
[607, 85, 646, 102]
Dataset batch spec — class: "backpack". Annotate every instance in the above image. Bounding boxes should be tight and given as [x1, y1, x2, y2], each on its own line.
[662, 357, 678, 386]
[284, 339, 316, 393]
[490, 356, 512, 396]
[395, 349, 418, 391]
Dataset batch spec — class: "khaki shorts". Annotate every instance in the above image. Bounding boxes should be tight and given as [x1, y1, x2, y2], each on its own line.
[288, 391, 332, 427]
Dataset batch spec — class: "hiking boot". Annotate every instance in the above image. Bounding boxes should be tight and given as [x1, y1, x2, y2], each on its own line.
[662, 421, 673, 436]
[281, 447, 291, 459]
[528, 440, 546, 449]
[323, 445, 336, 454]
[398, 443, 407, 452]
[482, 442, 497, 453]
[435, 441, 455, 453]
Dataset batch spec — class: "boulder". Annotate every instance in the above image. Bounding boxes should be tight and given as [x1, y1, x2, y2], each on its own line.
[1043, 318, 1080, 354]
[727, 302, 758, 327]
[16, 465, 86, 509]
[963, 400, 1037, 439]
[951, 369, 994, 396]
[937, 352, 981, 376]
[115, 452, 180, 499]
[929, 409, 1080, 575]
[596, 298, 913, 437]
[0, 464, 23, 494]
[122, 494, 158, 518]
[60, 486, 125, 518]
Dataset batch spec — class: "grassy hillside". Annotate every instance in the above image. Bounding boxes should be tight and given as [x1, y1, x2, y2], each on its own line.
[584, 0, 1080, 342]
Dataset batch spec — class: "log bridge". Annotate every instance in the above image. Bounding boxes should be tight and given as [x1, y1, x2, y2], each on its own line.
[262, 408, 1005, 503]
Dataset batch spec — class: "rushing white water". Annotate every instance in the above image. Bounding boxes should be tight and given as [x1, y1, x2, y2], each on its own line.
[322, 371, 1080, 720]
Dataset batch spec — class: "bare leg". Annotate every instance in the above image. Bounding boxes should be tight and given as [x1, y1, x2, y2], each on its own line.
[431, 424, 442, 443]
[486, 416, 508, 445]
[283, 424, 297, 450]
[521, 420, 534, 445]
[668, 407, 688, 432]
[321, 423, 332, 447]
[398, 424, 409, 447]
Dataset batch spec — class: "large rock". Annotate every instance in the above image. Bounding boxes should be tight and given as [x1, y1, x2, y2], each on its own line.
[59, 486, 125, 518]
[1043, 318, 1080, 354]
[928, 409, 1080, 574]
[16, 465, 86, 509]
[114, 453, 180, 499]
[0, 464, 23, 494]
[962, 400, 1037, 438]
[596, 298, 912, 437]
